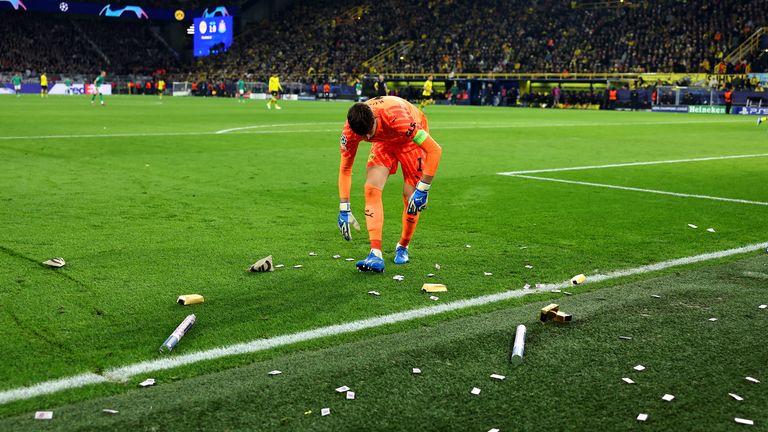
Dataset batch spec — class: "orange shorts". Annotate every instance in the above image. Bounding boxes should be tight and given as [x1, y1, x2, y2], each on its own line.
[367, 144, 426, 187]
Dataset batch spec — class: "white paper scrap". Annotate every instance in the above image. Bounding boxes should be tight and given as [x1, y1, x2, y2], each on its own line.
[490, 374, 505, 380]
[707, 228, 716, 233]
[465, 244, 472, 248]
[335, 385, 350, 393]
[346, 391, 355, 400]
[524, 265, 533, 269]
[563, 291, 573, 295]
[484, 272, 493, 276]
[523, 284, 531, 290]
[488, 429, 500, 432]
[34, 411, 53, 420]
[332, 255, 341, 259]
[435, 263, 441, 270]
[709, 318, 718, 322]
[393, 275, 405, 281]
[427, 273, 435, 277]
[321, 408, 331, 417]
[634, 365, 646, 372]
[551, 289, 561, 293]
[345, 258, 355, 261]
[102, 409, 119, 414]
[293, 265, 303, 269]
[412, 368, 421, 374]
[622, 378, 635, 384]
[368, 291, 380, 296]
[759, 305, 767, 309]
[651, 295, 661, 298]
[688, 224, 698, 229]
[745, 376, 760, 383]
[429, 296, 439, 301]
[309, 252, 317, 256]
[275, 264, 285, 268]
[729, 393, 744, 401]
[636, 413, 648, 422]
[662, 394, 675, 402]
[734, 418, 754, 426]
[619, 336, 633, 340]
[139, 378, 155, 387]
[471, 387, 481, 395]
[268, 370, 282, 376]
[535, 283, 545, 289]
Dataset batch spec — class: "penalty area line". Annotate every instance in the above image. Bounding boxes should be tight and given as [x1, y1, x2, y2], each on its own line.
[1, 241, 767, 405]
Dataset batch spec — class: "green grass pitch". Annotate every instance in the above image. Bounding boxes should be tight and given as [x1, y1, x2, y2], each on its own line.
[0, 95, 766, 429]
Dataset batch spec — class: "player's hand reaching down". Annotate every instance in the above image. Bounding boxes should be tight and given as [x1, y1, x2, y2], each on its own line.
[407, 181, 431, 215]
[338, 202, 361, 241]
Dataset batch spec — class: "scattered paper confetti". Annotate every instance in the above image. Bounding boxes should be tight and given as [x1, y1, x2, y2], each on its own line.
[745, 376, 760, 383]
[422, 284, 447, 292]
[523, 284, 531, 289]
[708, 318, 718, 322]
[393, 275, 405, 281]
[524, 265, 533, 269]
[535, 283, 545, 289]
[275, 264, 285, 268]
[651, 295, 661, 298]
[429, 295, 439, 301]
[321, 408, 331, 417]
[268, 370, 282, 376]
[139, 378, 155, 387]
[102, 409, 119, 415]
[304, 410, 312, 416]
[42, 258, 65, 268]
[345, 258, 355, 261]
[734, 418, 754, 426]
[335, 385, 350, 393]
[759, 305, 767, 309]
[622, 378, 635, 384]
[465, 244, 472, 248]
[636, 413, 648, 422]
[619, 336, 633, 340]
[563, 291, 573, 295]
[662, 394, 675, 402]
[293, 265, 303, 269]
[435, 263, 441, 270]
[551, 289, 561, 293]
[332, 255, 341, 259]
[520, 246, 528, 249]
[489, 429, 500, 432]
[688, 224, 698, 229]
[484, 272, 493, 276]
[634, 365, 646, 372]
[707, 228, 716, 233]
[427, 273, 435, 277]
[346, 391, 355, 400]
[309, 252, 317, 256]
[490, 374, 505, 380]
[471, 387, 481, 395]
[368, 291, 380, 296]
[412, 368, 421, 374]
[34, 411, 53, 420]
[729, 393, 744, 401]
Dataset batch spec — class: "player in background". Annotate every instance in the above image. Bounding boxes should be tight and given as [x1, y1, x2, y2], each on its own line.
[418, 75, 434, 110]
[337, 96, 443, 272]
[157, 78, 166, 101]
[40, 72, 48, 98]
[91, 71, 106, 106]
[267, 72, 282, 110]
[11, 73, 22, 97]
[354, 78, 363, 102]
[64, 77, 72, 95]
[374, 74, 387, 97]
[757, 116, 768, 126]
[237, 78, 246, 103]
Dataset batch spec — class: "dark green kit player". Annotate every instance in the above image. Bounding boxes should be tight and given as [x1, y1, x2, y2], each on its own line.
[64, 78, 73, 95]
[11, 74, 22, 97]
[91, 71, 106, 106]
[237, 78, 246, 103]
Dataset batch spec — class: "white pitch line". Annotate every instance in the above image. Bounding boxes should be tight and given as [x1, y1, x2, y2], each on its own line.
[509, 175, 768, 206]
[498, 153, 768, 176]
[1, 241, 767, 405]
[215, 122, 339, 134]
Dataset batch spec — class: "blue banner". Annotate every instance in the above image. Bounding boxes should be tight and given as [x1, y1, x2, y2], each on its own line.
[733, 106, 768, 116]
[0, 0, 235, 21]
[651, 105, 689, 113]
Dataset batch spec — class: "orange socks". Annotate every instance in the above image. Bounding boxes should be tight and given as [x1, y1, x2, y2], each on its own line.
[364, 184, 384, 250]
[399, 196, 420, 247]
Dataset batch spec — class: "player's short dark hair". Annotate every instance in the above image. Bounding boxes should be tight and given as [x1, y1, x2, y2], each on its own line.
[347, 103, 374, 136]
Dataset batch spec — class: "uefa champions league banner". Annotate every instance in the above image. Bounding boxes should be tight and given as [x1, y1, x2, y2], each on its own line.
[0, 0, 236, 21]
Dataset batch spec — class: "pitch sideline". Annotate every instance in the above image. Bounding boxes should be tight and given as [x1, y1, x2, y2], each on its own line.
[1, 241, 767, 405]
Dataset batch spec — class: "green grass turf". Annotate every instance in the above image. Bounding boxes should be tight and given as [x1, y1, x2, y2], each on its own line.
[1, 254, 766, 431]
[1, 95, 767, 418]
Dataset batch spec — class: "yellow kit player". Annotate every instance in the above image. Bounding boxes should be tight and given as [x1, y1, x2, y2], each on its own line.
[267, 73, 282, 110]
[40, 72, 48, 98]
[157, 79, 166, 100]
[418, 75, 434, 110]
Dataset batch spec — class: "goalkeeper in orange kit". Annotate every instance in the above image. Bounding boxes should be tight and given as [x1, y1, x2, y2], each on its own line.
[337, 96, 443, 272]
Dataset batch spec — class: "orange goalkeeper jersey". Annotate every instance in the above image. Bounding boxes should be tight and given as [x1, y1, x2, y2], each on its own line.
[339, 96, 427, 159]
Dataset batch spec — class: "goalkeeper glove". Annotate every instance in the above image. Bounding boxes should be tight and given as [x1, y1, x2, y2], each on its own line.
[407, 181, 430, 215]
[338, 202, 361, 241]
